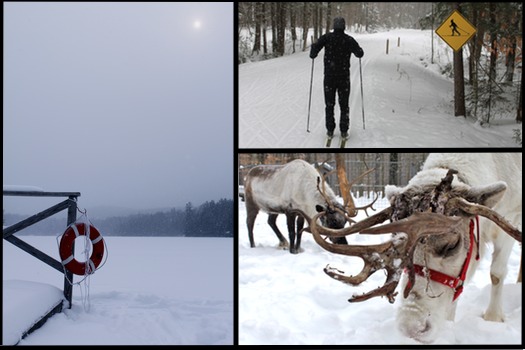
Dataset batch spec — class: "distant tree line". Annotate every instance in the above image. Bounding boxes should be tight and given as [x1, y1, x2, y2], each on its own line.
[238, 2, 433, 60]
[3, 199, 233, 238]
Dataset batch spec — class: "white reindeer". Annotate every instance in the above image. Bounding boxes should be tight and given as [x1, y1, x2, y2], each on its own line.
[305, 153, 522, 343]
[244, 159, 347, 254]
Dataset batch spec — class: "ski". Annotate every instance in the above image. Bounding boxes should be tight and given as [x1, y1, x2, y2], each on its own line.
[340, 133, 349, 148]
[325, 136, 333, 147]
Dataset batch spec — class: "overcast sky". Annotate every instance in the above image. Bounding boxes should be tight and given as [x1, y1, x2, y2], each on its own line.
[3, 2, 233, 215]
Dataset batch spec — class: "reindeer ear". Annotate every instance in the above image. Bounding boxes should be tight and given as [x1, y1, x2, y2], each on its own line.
[316, 205, 325, 213]
[466, 181, 507, 208]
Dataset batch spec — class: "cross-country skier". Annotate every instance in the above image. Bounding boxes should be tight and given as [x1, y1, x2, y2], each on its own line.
[310, 17, 364, 141]
[450, 19, 460, 36]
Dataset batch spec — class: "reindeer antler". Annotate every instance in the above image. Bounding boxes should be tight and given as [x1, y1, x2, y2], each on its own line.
[446, 197, 522, 242]
[430, 169, 458, 213]
[335, 154, 375, 218]
[303, 166, 522, 305]
[316, 174, 335, 211]
[355, 192, 379, 217]
[336, 154, 356, 216]
[306, 170, 463, 303]
[308, 209, 462, 303]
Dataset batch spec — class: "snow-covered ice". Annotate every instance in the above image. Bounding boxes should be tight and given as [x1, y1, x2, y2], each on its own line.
[3, 236, 233, 345]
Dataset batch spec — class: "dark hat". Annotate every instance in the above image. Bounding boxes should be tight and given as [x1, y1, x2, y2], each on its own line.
[333, 17, 345, 30]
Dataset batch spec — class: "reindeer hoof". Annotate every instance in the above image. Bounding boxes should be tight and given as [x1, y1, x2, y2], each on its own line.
[277, 242, 289, 250]
[483, 311, 504, 322]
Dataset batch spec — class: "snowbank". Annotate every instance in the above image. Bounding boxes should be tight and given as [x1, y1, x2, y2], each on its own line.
[3, 280, 63, 345]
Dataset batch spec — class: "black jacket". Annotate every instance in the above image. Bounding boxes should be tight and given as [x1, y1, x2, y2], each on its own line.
[310, 29, 364, 77]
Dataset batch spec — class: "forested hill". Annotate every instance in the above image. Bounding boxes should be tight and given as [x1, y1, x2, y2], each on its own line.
[3, 199, 233, 238]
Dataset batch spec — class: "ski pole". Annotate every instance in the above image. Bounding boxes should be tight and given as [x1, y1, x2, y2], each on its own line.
[458, 27, 470, 35]
[359, 57, 365, 130]
[307, 58, 314, 133]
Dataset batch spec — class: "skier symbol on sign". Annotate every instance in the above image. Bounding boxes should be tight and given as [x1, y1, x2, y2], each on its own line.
[450, 19, 460, 36]
[435, 10, 477, 51]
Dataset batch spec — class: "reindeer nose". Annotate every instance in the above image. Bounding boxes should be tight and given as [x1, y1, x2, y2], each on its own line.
[398, 313, 435, 343]
[422, 320, 431, 332]
[397, 298, 439, 341]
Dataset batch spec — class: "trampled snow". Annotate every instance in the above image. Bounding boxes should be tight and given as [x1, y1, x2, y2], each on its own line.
[238, 197, 522, 345]
[239, 29, 522, 148]
[3, 236, 233, 345]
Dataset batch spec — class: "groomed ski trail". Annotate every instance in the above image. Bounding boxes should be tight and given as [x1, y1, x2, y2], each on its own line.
[239, 29, 520, 148]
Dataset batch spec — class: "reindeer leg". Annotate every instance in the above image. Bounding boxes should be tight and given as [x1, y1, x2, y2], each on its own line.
[286, 212, 298, 254]
[484, 225, 515, 322]
[268, 214, 289, 250]
[296, 215, 305, 253]
[518, 255, 522, 283]
[246, 206, 259, 248]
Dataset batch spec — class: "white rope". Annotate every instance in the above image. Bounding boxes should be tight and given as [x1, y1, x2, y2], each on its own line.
[79, 212, 92, 311]
[79, 268, 91, 312]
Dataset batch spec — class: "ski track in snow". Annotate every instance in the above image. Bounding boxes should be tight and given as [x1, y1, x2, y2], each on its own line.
[239, 29, 521, 148]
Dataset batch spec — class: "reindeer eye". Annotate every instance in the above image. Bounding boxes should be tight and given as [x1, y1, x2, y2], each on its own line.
[436, 239, 460, 257]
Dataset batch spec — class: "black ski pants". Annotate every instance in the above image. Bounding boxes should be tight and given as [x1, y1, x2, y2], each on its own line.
[323, 74, 350, 133]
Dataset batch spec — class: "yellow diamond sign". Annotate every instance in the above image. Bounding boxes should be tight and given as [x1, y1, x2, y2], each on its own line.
[435, 10, 477, 51]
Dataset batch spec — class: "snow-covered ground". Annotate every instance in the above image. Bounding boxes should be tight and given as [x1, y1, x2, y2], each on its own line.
[239, 29, 522, 148]
[3, 236, 233, 345]
[238, 196, 522, 345]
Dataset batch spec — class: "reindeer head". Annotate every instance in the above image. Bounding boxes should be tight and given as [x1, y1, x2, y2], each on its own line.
[311, 155, 378, 245]
[314, 176, 348, 244]
[308, 169, 521, 303]
[385, 169, 513, 342]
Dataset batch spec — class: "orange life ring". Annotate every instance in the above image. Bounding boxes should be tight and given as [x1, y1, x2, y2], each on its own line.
[59, 223, 104, 276]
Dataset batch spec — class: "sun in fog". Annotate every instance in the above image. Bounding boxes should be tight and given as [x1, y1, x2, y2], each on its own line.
[194, 20, 202, 29]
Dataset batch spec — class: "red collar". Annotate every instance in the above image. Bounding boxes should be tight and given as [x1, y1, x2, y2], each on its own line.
[406, 216, 480, 301]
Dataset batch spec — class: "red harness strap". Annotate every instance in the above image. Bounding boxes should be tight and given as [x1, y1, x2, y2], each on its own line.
[406, 216, 480, 301]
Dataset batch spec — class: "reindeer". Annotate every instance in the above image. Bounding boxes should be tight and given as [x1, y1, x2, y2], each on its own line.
[299, 153, 521, 343]
[244, 159, 350, 254]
